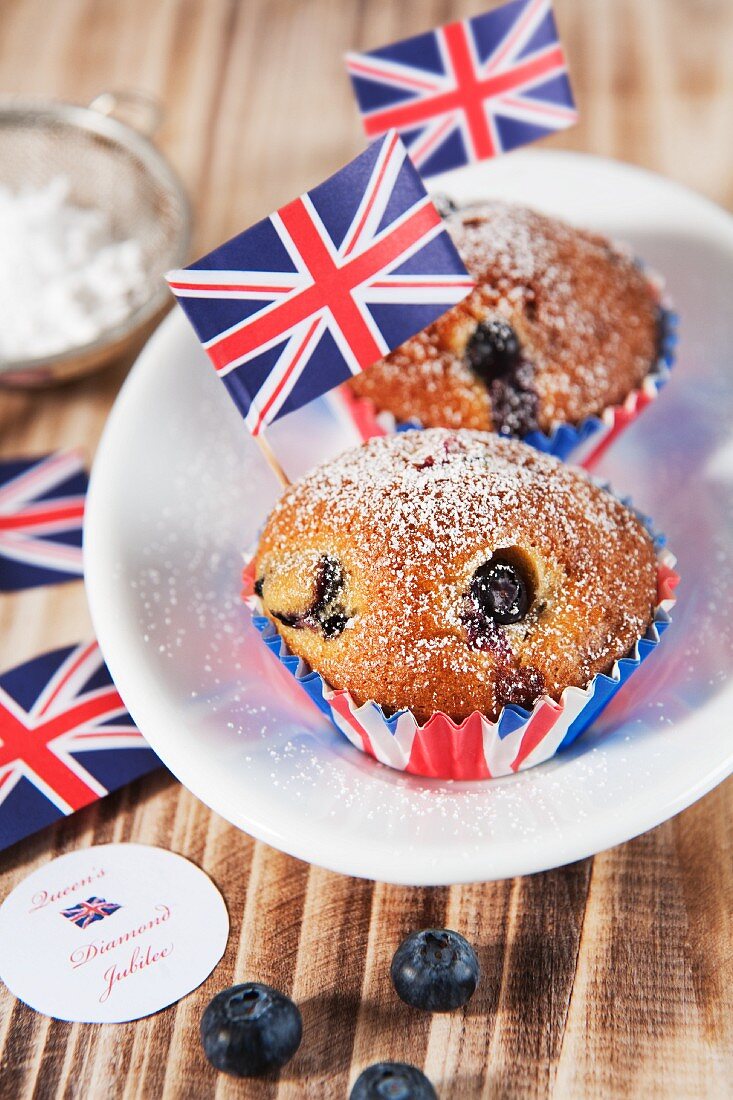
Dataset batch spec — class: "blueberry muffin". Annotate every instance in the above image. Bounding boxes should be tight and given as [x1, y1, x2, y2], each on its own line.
[251, 429, 658, 723]
[348, 202, 663, 437]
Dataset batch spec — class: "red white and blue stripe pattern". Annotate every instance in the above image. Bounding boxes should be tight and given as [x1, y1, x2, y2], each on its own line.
[0, 451, 87, 592]
[61, 896, 122, 929]
[244, 533, 678, 782]
[167, 132, 473, 435]
[0, 642, 160, 852]
[346, 0, 577, 178]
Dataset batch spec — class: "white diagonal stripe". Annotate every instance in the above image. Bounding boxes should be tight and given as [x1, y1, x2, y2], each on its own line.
[496, 92, 578, 127]
[345, 50, 449, 97]
[244, 315, 327, 433]
[0, 533, 83, 573]
[0, 451, 85, 510]
[483, 0, 552, 77]
[340, 131, 407, 258]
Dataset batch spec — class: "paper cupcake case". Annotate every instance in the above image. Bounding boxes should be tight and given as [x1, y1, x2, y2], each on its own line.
[242, 510, 679, 782]
[335, 280, 678, 472]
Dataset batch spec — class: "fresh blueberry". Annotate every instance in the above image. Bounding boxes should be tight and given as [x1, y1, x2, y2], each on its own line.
[200, 982, 302, 1077]
[391, 929, 480, 1012]
[466, 320, 521, 383]
[471, 559, 530, 625]
[350, 1062, 437, 1100]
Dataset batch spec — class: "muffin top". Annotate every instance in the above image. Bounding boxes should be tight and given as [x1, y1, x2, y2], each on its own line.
[348, 202, 661, 435]
[252, 429, 658, 723]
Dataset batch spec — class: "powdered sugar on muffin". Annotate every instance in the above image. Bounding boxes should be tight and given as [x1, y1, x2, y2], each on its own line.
[348, 202, 661, 436]
[252, 429, 658, 722]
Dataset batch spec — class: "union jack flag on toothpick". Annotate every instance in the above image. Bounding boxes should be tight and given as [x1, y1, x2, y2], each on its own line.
[0, 642, 160, 852]
[0, 451, 87, 592]
[166, 131, 473, 456]
[345, 0, 577, 177]
[61, 896, 122, 929]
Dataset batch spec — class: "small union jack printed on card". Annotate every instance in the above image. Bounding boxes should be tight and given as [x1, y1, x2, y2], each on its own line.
[0, 451, 87, 592]
[61, 896, 122, 929]
[0, 642, 160, 852]
[345, 0, 577, 177]
[167, 131, 473, 435]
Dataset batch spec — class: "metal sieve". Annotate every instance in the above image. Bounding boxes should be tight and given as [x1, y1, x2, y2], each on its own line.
[0, 91, 192, 386]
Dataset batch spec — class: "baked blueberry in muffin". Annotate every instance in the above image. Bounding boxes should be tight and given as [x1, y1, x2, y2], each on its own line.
[348, 202, 665, 438]
[252, 429, 658, 723]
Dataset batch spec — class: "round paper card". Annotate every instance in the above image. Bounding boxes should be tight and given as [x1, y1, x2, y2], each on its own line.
[0, 843, 229, 1023]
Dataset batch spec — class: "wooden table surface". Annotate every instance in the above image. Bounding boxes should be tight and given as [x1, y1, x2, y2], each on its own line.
[1, 1, 733, 1096]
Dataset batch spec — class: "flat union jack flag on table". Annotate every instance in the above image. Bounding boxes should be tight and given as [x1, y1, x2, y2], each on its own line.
[0, 642, 160, 852]
[0, 451, 87, 593]
[61, 896, 122, 929]
[167, 131, 473, 436]
[345, 0, 577, 177]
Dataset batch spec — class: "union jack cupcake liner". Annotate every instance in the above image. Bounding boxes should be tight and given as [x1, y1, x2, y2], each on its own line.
[335, 289, 677, 472]
[242, 504, 678, 782]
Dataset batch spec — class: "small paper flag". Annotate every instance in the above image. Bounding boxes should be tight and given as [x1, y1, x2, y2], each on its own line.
[167, 131, 473, 436]
[0, 641, 160, 852]
[0, 451, 87, 593]
[345, 0, 577, 178]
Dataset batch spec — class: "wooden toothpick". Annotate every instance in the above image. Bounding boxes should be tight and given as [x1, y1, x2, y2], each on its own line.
[254, 430, 291, 488]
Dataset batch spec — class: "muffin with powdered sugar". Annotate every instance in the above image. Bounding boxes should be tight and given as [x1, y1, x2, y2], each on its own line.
[250, 429, 661, 726]
[347, 202, 674, 457]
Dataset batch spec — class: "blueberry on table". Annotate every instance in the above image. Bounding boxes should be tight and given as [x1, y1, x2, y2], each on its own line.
[391, 929, 479, 1012]
[200, 982, 302, 1077]
[350, 1062, 438, 1099]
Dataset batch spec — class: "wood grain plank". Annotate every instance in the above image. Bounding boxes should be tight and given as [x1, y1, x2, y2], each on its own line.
[279, 868, 374, 1097]
[348, 883, 449, 1090]
[554, 815, 733, 1098]
[387, 861, 595, 1099]
[674, 784, 733, 1060]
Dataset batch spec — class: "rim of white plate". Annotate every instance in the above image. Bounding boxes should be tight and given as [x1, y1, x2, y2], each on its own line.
[85, 150, 733, 884]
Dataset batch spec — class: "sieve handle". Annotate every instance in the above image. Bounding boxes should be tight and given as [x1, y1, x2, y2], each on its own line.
[88, 90, 163, 138]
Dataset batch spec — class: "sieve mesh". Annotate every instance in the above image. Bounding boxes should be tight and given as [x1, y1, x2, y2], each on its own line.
[0, 98, 190, 380]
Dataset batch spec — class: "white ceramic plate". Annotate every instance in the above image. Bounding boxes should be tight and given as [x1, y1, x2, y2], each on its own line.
[86, 150, 733, 885]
